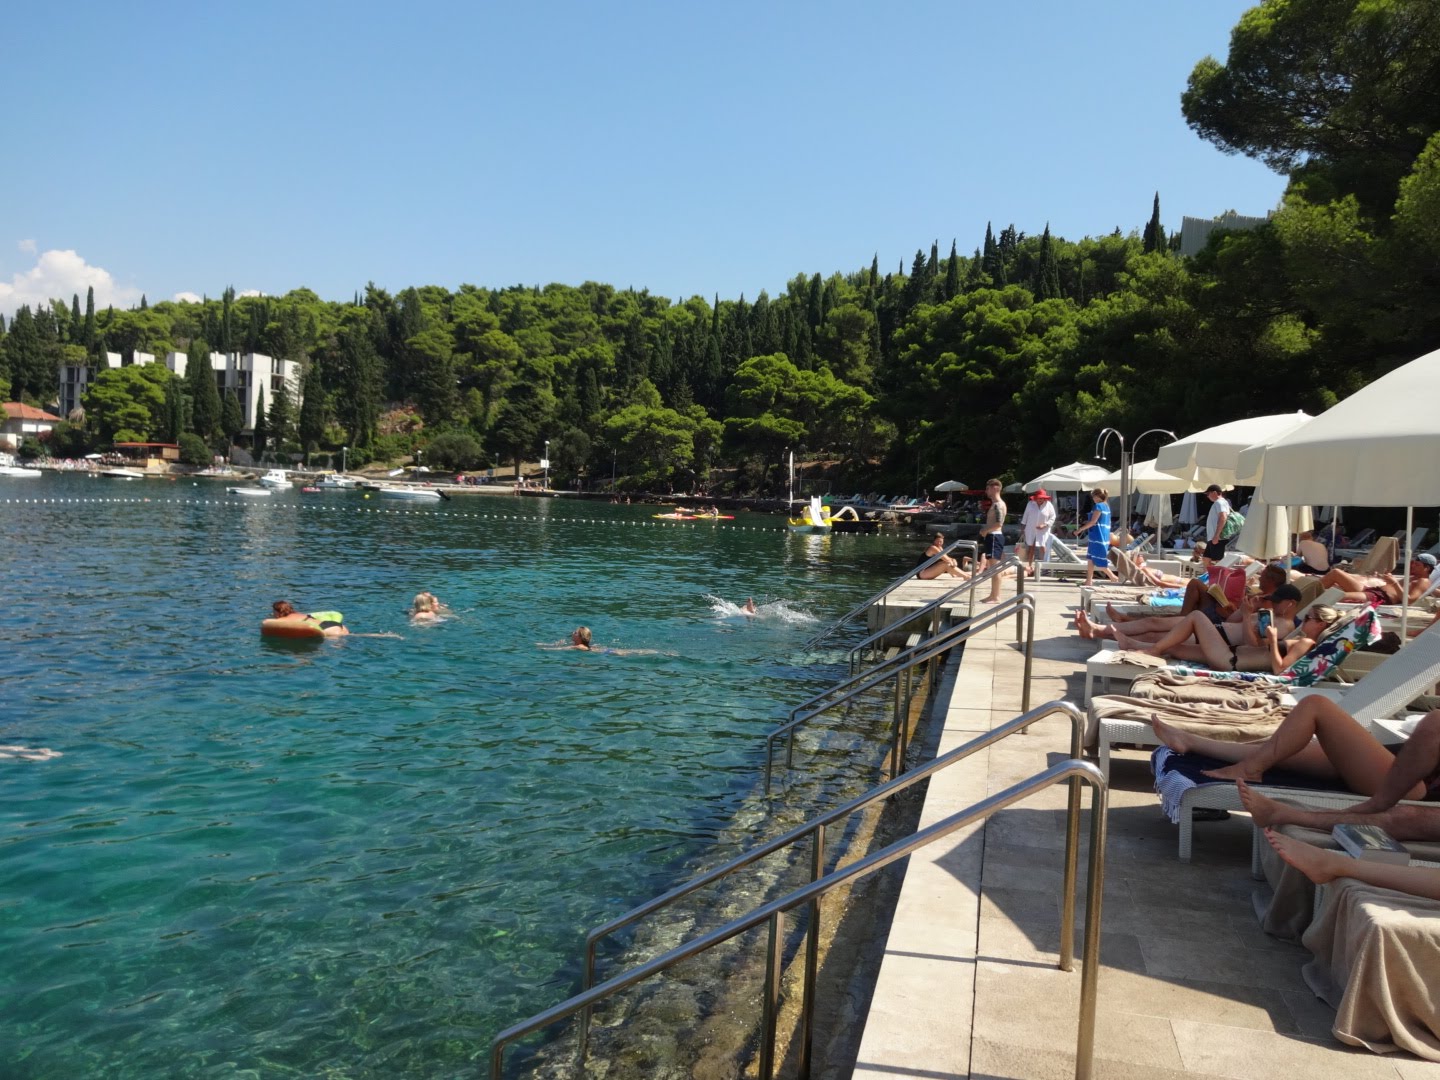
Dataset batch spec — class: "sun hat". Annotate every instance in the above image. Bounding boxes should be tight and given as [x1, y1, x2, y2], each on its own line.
[1413, 552, 1438, 569]
[1030, 489, 1052, 501]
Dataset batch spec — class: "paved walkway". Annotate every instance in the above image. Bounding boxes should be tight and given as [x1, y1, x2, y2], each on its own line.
[852, 576, 1440, 1080]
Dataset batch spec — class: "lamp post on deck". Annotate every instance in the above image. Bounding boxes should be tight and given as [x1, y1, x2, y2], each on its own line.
[1095, 427, 1175, 544]
[543, 439, 550, 492]
[342, 445, 348, 474]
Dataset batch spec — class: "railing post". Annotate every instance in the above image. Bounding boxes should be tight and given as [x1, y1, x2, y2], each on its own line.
[759, 912, 785, 1080]
[1076, 778, 1109, 1079]
[1022, 591, 1035, 714]
[799, 823, 826, 1080]
[1015, 563, 1026, 644]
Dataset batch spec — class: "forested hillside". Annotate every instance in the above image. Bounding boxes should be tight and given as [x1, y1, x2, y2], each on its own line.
[3, 0, 1437, 491]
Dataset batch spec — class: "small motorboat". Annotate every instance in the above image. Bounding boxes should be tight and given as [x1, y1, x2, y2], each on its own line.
[317, 473, 358, 489]
[0, 454, 40, 478]
[301, 486, 322, 493]
[379, 485, 446, 501]
[227, 486, 272, 497]
[788, 496, 834, 534]
[258, 469, 293, 489]
[101, 467, 145, 481]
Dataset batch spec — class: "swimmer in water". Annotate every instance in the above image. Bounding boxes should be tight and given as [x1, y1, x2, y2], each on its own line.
[742, 597, 758, 615]
[538, 626, 664, 655]
[409, 592, 448, 622]
[269, 601, 401, 639]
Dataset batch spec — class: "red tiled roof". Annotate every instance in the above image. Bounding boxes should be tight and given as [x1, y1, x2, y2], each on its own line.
[3, 402, 63, 422]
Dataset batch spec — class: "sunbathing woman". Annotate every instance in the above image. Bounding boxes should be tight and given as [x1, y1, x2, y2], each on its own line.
[1114, 595, 1336, 675]
[1077, 565, 1287, 643]
[1320, 553, 1435, 605]
[916, 534, 971, 580]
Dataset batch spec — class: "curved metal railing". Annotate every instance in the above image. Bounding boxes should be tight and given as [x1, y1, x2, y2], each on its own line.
[765, 591, 1036, 793]
[804, 539, 979, 650]
[580, 700, 1086, 1070]
[490, 756, 1108, 1080]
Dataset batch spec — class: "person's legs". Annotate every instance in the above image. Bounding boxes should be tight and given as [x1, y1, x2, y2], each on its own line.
[1266, 829, 1440, 900]
[1239, 782, 1440, 839]
[1182, 615, 1238, 669]
[1320, 567, 1369, 594]
[1200, 697, 1403, 785]
[1125, 610, 1205, 658]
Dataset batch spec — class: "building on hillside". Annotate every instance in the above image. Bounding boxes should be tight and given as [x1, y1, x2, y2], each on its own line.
[1178, 210, 1274, 257]
[2, 402, 63, 450]
[56, 350, 299, 437]
[209, 352, 301, 431]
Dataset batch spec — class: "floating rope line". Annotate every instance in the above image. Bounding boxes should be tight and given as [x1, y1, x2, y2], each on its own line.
[0, 495, 909, 536]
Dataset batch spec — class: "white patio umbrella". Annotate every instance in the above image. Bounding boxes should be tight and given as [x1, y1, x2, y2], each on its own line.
[933, 479, 967, 492]
[1156, 411, 1313, 486]
[1233, 486, 1316, 560]
[1142, 493, 1173, 530]
[1178, 492, 1199, 526]
[1251, 347, 1440, 632]
[1095, 457, 1223, 495]
[1022, 462, 1111, 493]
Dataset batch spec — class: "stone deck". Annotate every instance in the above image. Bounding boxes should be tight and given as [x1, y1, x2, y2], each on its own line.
[851, 576, 1440, 1080]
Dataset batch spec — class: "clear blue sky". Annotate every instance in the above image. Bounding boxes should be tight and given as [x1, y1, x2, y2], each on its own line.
[0, 0, 1284, 317]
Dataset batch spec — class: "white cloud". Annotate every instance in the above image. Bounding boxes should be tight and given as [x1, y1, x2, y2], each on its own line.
[236, 289, 263, 298]
[173, 291, 203, 304]
[18, 239, 36, 255]
[0, 248, 142, 317]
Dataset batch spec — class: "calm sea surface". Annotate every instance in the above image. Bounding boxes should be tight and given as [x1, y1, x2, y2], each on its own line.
[0, 474, 904, 1078]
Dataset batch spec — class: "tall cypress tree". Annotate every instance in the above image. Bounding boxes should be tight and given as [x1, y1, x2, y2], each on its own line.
[187, 339, 222, 439]
[221, 389, 244, 444]
[982, 223, 1002, 282]
[943, 240, 960, 300]
[69, 295, 81, 343]
[83, 286, 95, 350]
[1143, 192, 1165, 254]
[253, 390, 269, 458]
[1034, 224, 1062, 300]
[298, 360, 327, 457]
[269, 383, 293, 446]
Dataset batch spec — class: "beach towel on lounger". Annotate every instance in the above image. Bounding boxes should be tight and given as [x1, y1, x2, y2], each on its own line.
[1150, 747, 1340, 824]
[1302, 879, 1440, 1061]
[1165, 607, 1383, 688]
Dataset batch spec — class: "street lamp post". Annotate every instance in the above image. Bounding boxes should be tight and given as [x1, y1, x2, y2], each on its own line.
[1095, 427, 1176, 544]
[543, 440, 550, 492]
[342, 445, 348, 474]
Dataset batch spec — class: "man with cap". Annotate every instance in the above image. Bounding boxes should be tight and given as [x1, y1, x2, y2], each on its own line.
[1203, 484, 1234, 561]
[1019, 488, 1056, 578]
[1321, 551, 1437, 606]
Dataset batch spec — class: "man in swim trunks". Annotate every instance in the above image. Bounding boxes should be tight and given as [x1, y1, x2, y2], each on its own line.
[1321, 552, 1436, 606]
[981, 479, 1007, 602]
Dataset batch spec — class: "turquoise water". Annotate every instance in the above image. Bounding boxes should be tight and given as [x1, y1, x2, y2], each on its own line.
[0, 475, 903, 1078]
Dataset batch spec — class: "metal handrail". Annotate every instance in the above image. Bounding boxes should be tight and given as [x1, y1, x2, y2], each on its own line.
[766, 591, 1036, 793]
[804, 539, 979, 650]
[582, 700, 1085, 1031]
[845, 554, 1025, 670]
[490, 757, 1108, 1080]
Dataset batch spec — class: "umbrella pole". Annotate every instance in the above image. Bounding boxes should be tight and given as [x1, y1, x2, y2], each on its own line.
[1403, 507, 1414, 639]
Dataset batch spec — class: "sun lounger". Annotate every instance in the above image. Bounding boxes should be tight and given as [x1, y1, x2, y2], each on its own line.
[1119, 621, 1440, 859]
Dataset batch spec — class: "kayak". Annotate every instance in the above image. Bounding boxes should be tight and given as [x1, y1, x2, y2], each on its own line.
[653, 512, 735, 520]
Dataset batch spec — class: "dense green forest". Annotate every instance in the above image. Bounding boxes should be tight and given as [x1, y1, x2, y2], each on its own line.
[3, 0, 1438, 491]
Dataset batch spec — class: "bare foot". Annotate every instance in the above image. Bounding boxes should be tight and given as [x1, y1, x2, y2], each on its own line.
[1265, 828, 1345, 884]
[1105, 602, 1129, 624]
[1237, 779, 1294, 827]
[1201, 760, 1264, 783]
[1149, 715, 1195, 755]
[1113, 628, 1148, 651]
[1076, 610, 1096, 639]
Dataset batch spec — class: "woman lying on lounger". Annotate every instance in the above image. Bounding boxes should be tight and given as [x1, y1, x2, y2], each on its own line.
[1113, 593, 1338, 675]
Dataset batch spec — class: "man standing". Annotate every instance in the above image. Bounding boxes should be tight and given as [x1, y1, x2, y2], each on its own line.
[1019, 489, 1055, 579]
[1204, 483, 1233, 561]
[982, 478, 1007, 602]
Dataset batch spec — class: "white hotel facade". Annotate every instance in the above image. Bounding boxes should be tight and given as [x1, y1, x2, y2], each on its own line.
[59, 351, 300, 434]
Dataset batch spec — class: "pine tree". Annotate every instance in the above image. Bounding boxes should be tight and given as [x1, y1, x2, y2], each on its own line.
[269, 383, 293, 446]
[1034, 224, 1062, 300]
[221, 286, 235, 353]
[253, 390, 269, 458]
[982, 223, 1001, 282]
[83, 287, 95, 350]
[163, 377, 185, 441]
[139, 294, 148, 311]
[901, 249, 928, 312]
[870, 253, 879, 289]
[70, 295, 81, 343]
[1142, 192, 1165, 254]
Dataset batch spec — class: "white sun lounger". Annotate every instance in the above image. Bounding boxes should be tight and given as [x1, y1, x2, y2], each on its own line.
[1119, 621, 1440, 860]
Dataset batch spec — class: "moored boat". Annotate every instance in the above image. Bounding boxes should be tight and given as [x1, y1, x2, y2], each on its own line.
[227, 486, 272, 497]
[379, 485, 445, 501]
[787, 496, 834, 534]
[100, 467, 145, 481]
[258, 469, 293, 489]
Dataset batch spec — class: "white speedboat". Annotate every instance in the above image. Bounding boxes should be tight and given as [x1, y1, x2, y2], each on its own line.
[101, 467, 145, 481]
[0, 454, 40, 478]
[258, 469, 293, 489]
[379, 485, 445, 501]
[227, 486, 272, 497]
[317, 473, 358, 489]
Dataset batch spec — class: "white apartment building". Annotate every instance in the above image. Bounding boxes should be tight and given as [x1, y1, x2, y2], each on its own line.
[58, 350, 299, 435]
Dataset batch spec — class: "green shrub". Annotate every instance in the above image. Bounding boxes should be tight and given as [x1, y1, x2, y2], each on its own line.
[424, 431, 489, 471]
[178, 432, 211, 466]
